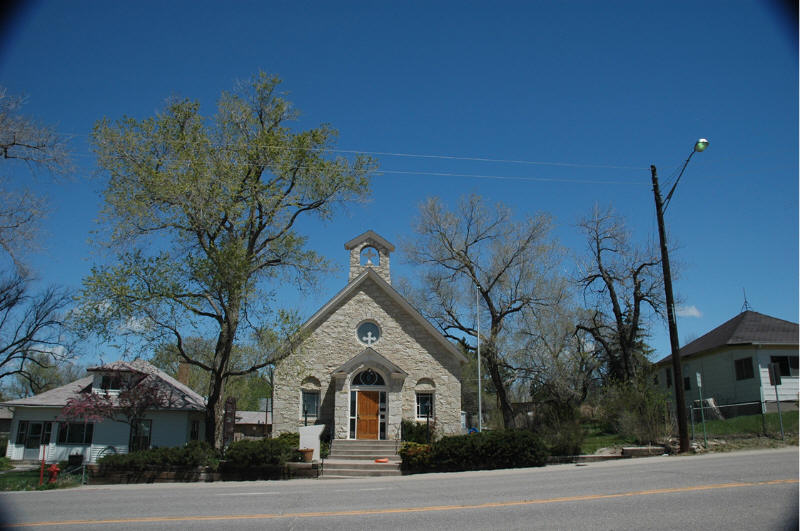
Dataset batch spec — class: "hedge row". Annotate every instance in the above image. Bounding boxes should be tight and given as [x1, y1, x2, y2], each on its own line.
[98, 441, 220, 470]
[97, 433, 302, 471]
[399, 430, 548, 473]
[221, 433, 301, 471]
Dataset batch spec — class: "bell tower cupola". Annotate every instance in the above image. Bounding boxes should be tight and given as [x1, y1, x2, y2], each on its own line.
[344, 230, 394, 284]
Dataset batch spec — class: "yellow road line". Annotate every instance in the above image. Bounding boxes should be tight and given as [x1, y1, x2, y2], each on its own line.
[9, 478, 798, 528]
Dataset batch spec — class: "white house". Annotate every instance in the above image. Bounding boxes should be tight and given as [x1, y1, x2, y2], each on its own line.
[272, 231, 466, 441]
[4, 360, 206, 463]
[655, 310, 799, 412]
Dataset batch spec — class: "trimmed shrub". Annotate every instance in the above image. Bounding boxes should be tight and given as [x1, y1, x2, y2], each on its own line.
[399, 430, 548, 473]
[398, 442, 432, 472]
[223, 432, 301, 470]
[401, 419, 435, 444]
[98, 441, 220, 470]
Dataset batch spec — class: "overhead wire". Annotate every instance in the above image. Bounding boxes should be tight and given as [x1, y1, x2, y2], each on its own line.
[54, 129, 652, 186]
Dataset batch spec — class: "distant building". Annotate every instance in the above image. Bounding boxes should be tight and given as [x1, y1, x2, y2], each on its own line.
[655, 310, 798, 412]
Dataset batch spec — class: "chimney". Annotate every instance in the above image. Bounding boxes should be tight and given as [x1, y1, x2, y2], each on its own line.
[176, 361, 190, 385]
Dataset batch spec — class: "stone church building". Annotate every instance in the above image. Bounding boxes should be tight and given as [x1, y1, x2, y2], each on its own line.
[272, 231, 466, 440]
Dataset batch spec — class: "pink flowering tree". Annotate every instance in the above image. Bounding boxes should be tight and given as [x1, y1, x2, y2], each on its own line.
[60, 371, 170, 433]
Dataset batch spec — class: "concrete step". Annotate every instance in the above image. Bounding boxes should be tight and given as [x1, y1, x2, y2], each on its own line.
[323, 460, 400, 470]
[330, 441, 400, 454]
[321, 449, 402, 478]
[331, 440, 399, 448]
[328, 451, 400, 461]
[320, 467, 402, 478]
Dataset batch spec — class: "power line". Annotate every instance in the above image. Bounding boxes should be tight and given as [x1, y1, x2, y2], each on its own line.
[59, 131, 649, 171]
[377, 169, 648, 186]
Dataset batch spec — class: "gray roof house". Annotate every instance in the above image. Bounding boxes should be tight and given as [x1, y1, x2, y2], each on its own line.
[3, 360, 207, 463]
[655, 311, 799, 409]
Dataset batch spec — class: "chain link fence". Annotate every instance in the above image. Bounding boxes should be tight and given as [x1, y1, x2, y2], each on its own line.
[687, 398, 797, 442]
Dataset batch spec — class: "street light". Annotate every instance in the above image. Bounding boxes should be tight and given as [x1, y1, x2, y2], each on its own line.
[650, 138, 708, 454]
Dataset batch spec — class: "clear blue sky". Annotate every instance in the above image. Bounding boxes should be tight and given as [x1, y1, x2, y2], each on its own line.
[1, 1, 797, 364]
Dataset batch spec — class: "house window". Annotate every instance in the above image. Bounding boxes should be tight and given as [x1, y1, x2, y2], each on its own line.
[101, 374, 122, 391]
[735, 357, 754, 380]
[15, 421, 28, 445]
[665, 368, 672, 388]
[301, 390, 320, 417]
[416, 392, 434, 419]
[129, 419, 152, 452]
[57, 422, 94, 445]
[683, 377, 691, 391]
[770, 356, 798, 377]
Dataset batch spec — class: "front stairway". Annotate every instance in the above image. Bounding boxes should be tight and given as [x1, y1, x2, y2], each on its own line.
[322, 440, 401, 479]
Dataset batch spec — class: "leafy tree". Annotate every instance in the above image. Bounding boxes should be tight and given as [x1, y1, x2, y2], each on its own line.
[0, 87, 74, 392]
[575, 205, 662, 382]
[150, 338, 271, 411]
[78, 72, 375, 447]
[404, 195, 563, 429]
[61, 369, 169, 441]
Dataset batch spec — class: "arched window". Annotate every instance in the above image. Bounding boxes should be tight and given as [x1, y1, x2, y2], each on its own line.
[300, 376, 321, 418]
[352, 368, 385, 386]
[360, 246, 380, 266]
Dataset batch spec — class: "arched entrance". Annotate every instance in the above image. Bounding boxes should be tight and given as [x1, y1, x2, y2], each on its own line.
[349, 368, 387, 440]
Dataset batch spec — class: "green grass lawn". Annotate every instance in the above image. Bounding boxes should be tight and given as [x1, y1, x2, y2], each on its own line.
[694, 410, 798, 438]
[580, 423, 635, 454]
[0, 468, 81, 491]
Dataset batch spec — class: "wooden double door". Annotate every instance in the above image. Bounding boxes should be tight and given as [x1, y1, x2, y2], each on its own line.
[356, 391, 379, 440]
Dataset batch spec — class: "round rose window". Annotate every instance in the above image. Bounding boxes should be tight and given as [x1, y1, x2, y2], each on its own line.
[357, 321, 380, 346]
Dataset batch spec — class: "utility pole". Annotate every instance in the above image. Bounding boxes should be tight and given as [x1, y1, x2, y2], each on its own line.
[651, 164, 690, 453]
[476, 284, 482, 432]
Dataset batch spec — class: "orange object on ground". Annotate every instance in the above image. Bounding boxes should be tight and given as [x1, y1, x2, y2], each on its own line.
[374, 458, 389, 463]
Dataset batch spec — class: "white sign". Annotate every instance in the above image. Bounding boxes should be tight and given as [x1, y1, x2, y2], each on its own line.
[696, 372, 702, 388]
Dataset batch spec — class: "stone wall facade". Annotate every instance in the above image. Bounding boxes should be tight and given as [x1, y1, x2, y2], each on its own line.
[273, 275, 463, 440]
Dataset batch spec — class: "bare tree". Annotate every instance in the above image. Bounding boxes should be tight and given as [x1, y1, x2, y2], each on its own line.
[575, 205, 663, 382]
[0, 273, 73, 389]
[0, 86, 75, 393]
[404, 195, 563, 429]
[515, 304, 601, 415]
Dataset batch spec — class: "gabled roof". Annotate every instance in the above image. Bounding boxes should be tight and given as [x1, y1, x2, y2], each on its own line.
[2, 360, 206, 411]
[235, 411, 269, 425]
[333, 347, 409, 379]
[296, 268, 467, 364]
[657, 311, 799, 365]
[344, 230, 395, 252]
[1, 376, 94, 408]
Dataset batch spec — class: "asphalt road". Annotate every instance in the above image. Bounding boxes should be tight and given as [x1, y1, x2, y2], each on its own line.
[1, 447, 797, 530]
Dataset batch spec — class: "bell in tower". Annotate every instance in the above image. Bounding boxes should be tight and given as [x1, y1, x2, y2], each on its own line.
[344, 230, 394, 284]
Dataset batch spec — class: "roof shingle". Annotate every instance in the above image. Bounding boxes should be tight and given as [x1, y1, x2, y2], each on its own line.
[657, 311, 798, 364]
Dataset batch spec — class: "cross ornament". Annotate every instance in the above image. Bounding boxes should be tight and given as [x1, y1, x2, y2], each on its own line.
[363, 247, 377, 265]
[362, 331, 377, 345]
